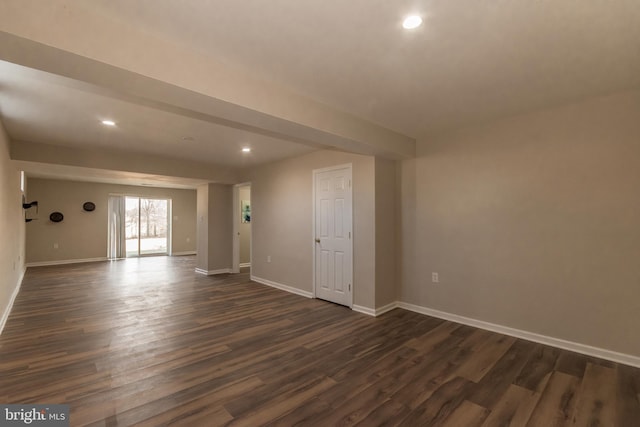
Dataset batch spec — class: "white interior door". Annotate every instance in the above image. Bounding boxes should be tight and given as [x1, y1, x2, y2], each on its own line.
[314, 165, 352, 307]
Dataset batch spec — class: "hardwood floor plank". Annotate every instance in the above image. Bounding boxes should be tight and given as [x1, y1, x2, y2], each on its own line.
[554, 351, 589, 379]
[467, 339, 537, 409]
[226, 376, 336, 426]
[526, 371, 580, 427]
[266, 396, 331, 427]
[113, 376, 262, 426]
[452, 332, 516, 383]
[616, 364, 640, 426]
[353, 398, 410, 427]
[441, 399, 490, 427]
[304, 385, 390, 426]
[514, 344, 560, 392]
[396, 376, 474, 425]
[481, 384, 541, 427]
[311, 346, 427, 412]
[169, 405, 233, 427]
[572, 363, 617, 426]
[404, 320, 461, 353]
[388, 336, 470, 410]
[224, 369, 321, 417]
[0, 256, 638, 426]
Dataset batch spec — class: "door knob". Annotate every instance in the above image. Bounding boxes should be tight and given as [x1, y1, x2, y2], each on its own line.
[315, 238, 320, 243]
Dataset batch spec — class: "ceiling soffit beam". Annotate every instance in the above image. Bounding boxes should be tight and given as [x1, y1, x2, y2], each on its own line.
[14, 160, 208, 190]
[0, 14, 415, 159]
[11, 140, 240, 184]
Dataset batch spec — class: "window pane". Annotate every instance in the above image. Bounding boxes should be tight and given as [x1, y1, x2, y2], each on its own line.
[140, 199, 168, 255]
[125, 197, 139, 257]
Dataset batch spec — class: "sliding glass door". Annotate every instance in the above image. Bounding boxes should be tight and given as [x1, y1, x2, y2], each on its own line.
[125, 197, 170, 257]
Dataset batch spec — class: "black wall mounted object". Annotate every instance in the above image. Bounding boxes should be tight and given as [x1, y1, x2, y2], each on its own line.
[49, 212, 64, 223]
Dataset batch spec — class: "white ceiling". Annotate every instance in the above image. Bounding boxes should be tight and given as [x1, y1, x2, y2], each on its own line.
[0, 60, 317, 168]
[2, 1, 640, 187]
[89, 0, 640, 137]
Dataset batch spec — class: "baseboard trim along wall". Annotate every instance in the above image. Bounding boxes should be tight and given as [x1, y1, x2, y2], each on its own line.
[395, 301, 640, 369]
[250, 275, 313, 299]
[236, 275, 640, 368]
[239, 262, 251, 268]
[353, 301, 398, 317]
[172, 251, 197, 256]
[195, 268, 232, 275]
[352, 305, 376, 316]
[25, 257, 108, 268]
[0, 268, 26, 336]
[374, 302, 399, 316]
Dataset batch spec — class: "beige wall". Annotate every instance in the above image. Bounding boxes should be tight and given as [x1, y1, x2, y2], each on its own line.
[196, 185, 209, 271]
[239, 186, 251, 265]
[25, 179, 196, 263]
[374, 157, 398, 307]
[196, 183, 233, 273]
[207, 184, 233, 271]
[245, 150, 377, 309]
[0, 119, 25, 327]
[398, 158, 417, 304]
[402, 89, 640, 357]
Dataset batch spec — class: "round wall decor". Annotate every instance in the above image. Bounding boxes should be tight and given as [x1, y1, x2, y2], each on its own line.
[83, 202, 96, 212]
[49, 212, 64, 223]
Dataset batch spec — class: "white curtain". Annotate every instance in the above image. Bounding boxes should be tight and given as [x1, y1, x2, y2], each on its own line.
[107, 196, 126, 259]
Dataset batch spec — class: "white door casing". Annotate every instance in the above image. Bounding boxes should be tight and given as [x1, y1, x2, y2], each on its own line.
[313, 164, 353, 307]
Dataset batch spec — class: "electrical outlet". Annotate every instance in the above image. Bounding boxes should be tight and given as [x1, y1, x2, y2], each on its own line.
[432, 272, 439, 283]
[186, 237, 190, 243]
[53, 243, 59, 249]
[267, 255, 271, 263]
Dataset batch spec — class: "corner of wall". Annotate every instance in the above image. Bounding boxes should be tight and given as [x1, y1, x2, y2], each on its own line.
[0, 118, 26, 335]
[374, 157, 399, 308]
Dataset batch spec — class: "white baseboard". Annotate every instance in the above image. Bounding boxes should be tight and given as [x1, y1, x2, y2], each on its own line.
[172, 251, 196, 256]
[239, 262, 251, 268]
[375, 301, 399, 316]
[195, 268, 232, 275]
[352, 301, 399, 317]
[0, 268, 26, 336]
[352, 305, 376, 316]
[397, 301, 640, 369]
[26, 257, 108, 268]
[250, 275, 313, 298]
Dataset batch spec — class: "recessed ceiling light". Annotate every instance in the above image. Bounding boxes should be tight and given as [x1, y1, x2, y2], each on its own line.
[101, 120, 116, 126]
[402, 15, 422, 30]
[242, 147, 251, 153]
[182, 136, 194, 142]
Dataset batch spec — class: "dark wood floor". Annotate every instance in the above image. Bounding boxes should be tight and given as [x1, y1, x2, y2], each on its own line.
[0, 257, 638, 426]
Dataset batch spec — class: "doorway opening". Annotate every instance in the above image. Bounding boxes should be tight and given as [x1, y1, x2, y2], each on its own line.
[232, 183, 251, 273]
[125, 197, 170, 257]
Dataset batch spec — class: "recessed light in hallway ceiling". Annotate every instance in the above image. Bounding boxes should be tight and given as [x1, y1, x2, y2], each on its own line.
[101, 120, 116, 126]
[402, 15, 422, 30]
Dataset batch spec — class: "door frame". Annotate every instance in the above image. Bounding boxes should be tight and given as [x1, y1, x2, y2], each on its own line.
[232, 182, 252, 273]
[312, 163, 353, 308]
